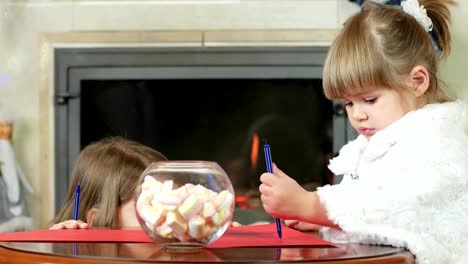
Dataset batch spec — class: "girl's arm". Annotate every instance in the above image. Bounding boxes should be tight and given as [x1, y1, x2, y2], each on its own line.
[259, 164, 338, 229]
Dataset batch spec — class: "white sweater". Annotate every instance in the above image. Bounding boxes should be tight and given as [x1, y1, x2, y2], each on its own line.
[317, 101, 468, 264]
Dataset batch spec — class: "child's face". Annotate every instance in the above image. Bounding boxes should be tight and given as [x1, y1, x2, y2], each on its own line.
[117, 198, 141, 229]
[340, 88, 419, 139]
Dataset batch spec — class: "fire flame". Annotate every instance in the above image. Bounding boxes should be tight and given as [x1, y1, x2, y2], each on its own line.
[250, 132, 259, 174]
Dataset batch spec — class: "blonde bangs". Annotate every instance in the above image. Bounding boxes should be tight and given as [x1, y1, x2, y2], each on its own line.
[323, 10, 399, 100]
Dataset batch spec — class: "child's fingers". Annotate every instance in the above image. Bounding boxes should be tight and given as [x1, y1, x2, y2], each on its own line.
[49, 220, 89, 230]
[296, 222, 321, 231]
[49, 223, 65, 230]
[285, 220, 321, 231]
[79, 222, 89, 229]
[272, 164, 288, 178]
[65, 220, 89, 229]
[259, 172, 276, 186]
[230, 221, 241, 227]
[260, 164, 288, 186]
[259, 182, 273, 196]
[64, 221, 79, 229]
[284, 219, 300, 228]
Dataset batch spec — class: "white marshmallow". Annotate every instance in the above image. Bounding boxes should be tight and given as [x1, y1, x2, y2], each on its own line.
[156, 191, 183, 206]
[176, 232, 192, 242]
[211, 208, 231, 226]
[178, 194, 202, 221]
[136, 192, 152, 213]
[174, 185, 189, 202]
[188, 184, 206, 195]
[152, 202, 177, 217]
[165, 211, 187, 235]
[214, 190, 234, 210]
[188, 215, 209, 239]
[140, 205, 162, 227]
[161, 180, 174, 192]
[156, 224, 174, 238]
[141, 176, 163, 192]
[202, 202, 217, 218]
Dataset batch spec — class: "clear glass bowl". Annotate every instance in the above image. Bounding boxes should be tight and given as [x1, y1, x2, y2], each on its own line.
[134, 161, 235, 249]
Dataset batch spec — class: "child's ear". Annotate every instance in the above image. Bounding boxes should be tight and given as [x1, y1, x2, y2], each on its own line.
[407, 65, 429, 97]
[86, 208, 99, 227]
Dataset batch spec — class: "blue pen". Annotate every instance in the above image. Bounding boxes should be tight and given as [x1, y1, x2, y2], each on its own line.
[263, 144, 282, 239]
[73, 184, 81, 220]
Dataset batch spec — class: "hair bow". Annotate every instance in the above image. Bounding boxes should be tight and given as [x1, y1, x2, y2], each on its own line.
[401, 0, 433, 31]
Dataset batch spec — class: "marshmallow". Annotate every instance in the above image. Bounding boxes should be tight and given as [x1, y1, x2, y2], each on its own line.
[141, 176, 162, 192]
[161, 180, 174, 192]
[211, 208, 231, 226]
[178, 194, 202, 221]
[184, 183, 195, 190]
[214, 190, 234, 210]
[136, 191, 152, 213]
[188, 184, 206, 195]
[197, 192, 212, 202]
[152, 202, 177, 217]
[155, 191, 183, 206]
[156, 224, 175, 238]
[207, 189, 218, 199]
[173, 185, 189, 202]
[202, 202, 217, 218]
[165, 211, 187, 236]
[140, 205, 162, 227]
[175, 232, 192, 242]
[188, 215, 210, 240]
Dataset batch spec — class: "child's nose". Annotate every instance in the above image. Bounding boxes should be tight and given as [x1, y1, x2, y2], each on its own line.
[350, 105, 367, 121]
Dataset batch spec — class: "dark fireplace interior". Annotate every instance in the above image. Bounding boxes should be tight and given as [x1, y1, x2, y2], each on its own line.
[81, 79, 334, 192]
[54, 47, 356, 224]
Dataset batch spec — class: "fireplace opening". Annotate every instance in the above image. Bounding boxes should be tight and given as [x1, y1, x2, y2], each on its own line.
[54, 47, 357, 224]
[81, 79, 333, 190]
[80, 79, 333, 224]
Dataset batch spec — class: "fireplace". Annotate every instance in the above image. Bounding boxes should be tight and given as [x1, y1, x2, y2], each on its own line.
[54, 47, 357, 222]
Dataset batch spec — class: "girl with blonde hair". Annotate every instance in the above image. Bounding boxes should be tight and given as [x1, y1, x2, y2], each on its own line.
[259, 0, 467, 263]
[49, 136, 167, 229]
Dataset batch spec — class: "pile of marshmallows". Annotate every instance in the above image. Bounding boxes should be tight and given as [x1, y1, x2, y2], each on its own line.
[136, 176, 234, 242]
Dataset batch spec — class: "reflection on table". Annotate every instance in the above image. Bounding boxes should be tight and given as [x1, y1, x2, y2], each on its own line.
[0, 239, 415, 264]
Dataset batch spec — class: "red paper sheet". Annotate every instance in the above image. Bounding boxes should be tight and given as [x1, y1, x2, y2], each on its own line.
[0, 223, 334, 248]
[209, 223, 333, 248]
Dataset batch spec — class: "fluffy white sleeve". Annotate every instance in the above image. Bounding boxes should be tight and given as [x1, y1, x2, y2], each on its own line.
[316, 119, 468, 263]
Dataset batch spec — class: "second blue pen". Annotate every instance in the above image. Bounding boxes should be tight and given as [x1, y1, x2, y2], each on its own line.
[73, 184, 81, 220]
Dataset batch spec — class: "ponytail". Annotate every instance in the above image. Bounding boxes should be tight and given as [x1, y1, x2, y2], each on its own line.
[420, 0, 455, 59]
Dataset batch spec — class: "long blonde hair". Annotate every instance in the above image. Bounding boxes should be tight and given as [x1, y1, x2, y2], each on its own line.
[49, 137, 167, 228]
[323, 0, 455, 103]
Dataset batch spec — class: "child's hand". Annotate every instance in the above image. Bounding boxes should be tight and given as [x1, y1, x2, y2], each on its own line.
[259, 164, 313, 220]
[284, 219, 321, 231]
[230, 221, 242, 227]
[49, 220, 89, 230]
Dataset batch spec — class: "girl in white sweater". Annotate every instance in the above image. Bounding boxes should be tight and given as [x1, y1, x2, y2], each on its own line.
[259, 0, 467, 263]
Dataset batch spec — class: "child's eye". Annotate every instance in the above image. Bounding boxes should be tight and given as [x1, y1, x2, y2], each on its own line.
[342, 101, 352, 107]
[364, 97, 377, 104]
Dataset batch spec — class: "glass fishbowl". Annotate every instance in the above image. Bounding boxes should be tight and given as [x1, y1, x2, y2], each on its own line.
[134, 161, 235, 249]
